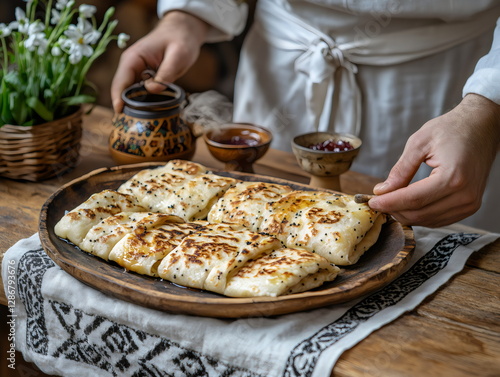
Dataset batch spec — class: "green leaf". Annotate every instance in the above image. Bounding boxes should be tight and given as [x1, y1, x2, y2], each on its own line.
[60, 94, 96, 106]
[26, 97, 54, 122]
[3, 70, 22, 89]
[0, 80, 3, 115]
[1, 81, 14, 125]
[21, 119, 34, 127]
[9, 92, 27, 125]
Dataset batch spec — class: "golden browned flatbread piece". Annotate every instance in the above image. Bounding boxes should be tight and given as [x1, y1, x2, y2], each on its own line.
[54, 190, 147, 246]
[157, 223, 279, 294]
[224, 247, 340, 297]
[81, 212, 185, 260]
[259, 190, 386, 265]
[207, 181, 294, 232]
[108, 221, 205, 276]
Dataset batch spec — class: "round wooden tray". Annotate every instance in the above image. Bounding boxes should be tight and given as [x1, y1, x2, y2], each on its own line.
[39, 162, 415, 318]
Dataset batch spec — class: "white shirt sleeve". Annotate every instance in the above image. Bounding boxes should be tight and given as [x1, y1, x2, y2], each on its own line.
[463, 17, 500, 104]
[157, 0, 248, 43]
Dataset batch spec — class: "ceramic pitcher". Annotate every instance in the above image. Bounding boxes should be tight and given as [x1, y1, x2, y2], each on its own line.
[109, 83, 198, 165]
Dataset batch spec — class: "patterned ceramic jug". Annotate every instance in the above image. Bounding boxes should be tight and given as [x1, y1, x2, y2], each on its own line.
[109, 83, 198, 165]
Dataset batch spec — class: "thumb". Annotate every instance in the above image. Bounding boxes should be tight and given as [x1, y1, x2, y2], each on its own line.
[143, 62, 176, 93]
[145, 45, 197, 93]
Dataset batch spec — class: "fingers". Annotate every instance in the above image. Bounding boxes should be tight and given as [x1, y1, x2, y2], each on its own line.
[370, 173, 445, 212]
[110, 45, 187, 112]
[374, 134, 429, 195]
[111, 48, 148, 113]
[144, 43, 200, 94]
[111, 39, 201, 112]
[371, 190, 480, 228]
[369, 172, 482, 227]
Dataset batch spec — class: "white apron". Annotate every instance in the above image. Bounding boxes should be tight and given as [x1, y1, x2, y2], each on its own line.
[234, 0, 498, 145]
[233, 0, 500, 232]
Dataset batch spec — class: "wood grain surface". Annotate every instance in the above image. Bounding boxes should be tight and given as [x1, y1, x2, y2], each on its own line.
[1, 106, 499, 376]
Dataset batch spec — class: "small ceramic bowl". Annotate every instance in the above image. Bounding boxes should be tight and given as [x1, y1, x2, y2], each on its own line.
[204, 123, 273, 173]
[292, 131, 362, 191]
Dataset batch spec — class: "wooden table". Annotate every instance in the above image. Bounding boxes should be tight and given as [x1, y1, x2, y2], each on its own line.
[1, 106, 499, 377]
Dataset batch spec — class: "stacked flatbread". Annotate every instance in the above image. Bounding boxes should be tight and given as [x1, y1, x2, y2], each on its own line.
[207, 184, 386, 265]
[117, 160, 239, 221]
[54, 190, 147, 246]
[54, 159, 387, 297]
[207, 181, 294, 232]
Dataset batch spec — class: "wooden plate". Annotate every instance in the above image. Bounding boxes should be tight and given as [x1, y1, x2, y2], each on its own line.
[39, 162, 415, 318]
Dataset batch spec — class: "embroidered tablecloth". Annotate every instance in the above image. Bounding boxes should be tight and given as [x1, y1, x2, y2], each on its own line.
[3, 227, 498, 377]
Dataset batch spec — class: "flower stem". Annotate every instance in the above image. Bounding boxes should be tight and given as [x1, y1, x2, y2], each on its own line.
[1, 38, 7, 75]
[45, 0, 53, 27]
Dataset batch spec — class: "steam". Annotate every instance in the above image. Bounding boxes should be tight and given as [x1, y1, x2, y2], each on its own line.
[182, 90, 234, 131]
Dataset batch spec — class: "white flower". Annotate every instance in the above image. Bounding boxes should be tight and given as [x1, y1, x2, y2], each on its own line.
[117, 33, 130, 49]
[26, 34, 49, 55]
[57, 36, 68, 53]
[63, 18, 100, 64]
[56, 0, 72, 10]
[9, 8, 29, 33]
[51, 44, 62, 57]
[51, 9, 61, 25]
[85, 28, 101, 44]
[69, 50, 82, 64]
[26, 19, 44, 35]
[79, 4, 97, 18]
[24, 20, 48, 54]
[0, 23, 11, 38]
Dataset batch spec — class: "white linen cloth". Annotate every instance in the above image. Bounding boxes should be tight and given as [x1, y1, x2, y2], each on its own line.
[3, 229, 498, 377]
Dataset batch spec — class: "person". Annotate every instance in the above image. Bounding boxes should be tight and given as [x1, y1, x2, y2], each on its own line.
[111, 0, 500, 232]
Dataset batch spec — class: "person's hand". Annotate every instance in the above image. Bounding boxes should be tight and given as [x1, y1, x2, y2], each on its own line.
[368, 94, 500, 228]
[111, 11, 209, 113]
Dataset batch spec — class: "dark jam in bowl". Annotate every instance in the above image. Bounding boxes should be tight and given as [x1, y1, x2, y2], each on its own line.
[308, 139, 354, 152]
[214, 135, 260, 147]
[219, 136, 259, 146]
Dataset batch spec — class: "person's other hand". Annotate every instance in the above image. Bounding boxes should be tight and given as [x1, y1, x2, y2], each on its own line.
[369, 94, 500, 228]
[111, 11, 209, 113]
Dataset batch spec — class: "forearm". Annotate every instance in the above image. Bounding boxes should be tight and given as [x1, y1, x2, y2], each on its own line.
[159, 10, 210, 48]
[459, 93, 500, 153]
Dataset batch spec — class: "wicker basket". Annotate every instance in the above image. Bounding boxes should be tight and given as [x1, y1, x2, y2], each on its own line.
[0, 107, 83, 181]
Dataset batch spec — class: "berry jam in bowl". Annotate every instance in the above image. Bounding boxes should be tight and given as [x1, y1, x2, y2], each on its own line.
[308, 139, 355, 152]
[292, 132, 362, 192]
[204, 123, 272, 173]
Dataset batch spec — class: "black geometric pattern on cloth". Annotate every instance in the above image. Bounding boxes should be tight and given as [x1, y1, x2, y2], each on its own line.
[17, 247, 263, 377]
[17, 247, 54, 355]
[282, 232, 480, 377]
